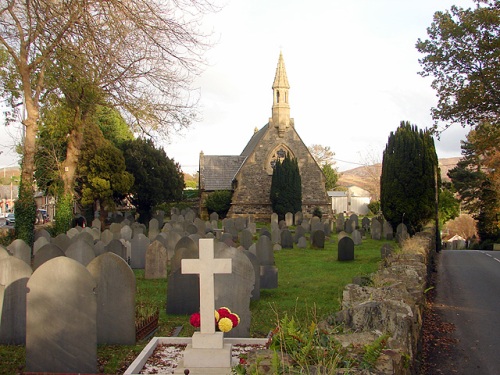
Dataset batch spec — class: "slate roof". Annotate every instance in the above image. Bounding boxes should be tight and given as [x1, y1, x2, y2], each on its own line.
[202, 155, 247, 191]
[241, 124, 268, 157]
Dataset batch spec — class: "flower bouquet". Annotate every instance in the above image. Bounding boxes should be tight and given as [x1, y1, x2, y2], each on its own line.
[189, 306, 240, 332]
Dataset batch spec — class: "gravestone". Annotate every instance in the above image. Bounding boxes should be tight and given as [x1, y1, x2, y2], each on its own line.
[93, 240, 106, 256]
[100, 229, 114, 245]
[271, 227, 281, 245]
[26, 257, 97, 373]
[145, 240, 168, 279]
[323, 220, 332, 237]
[301, 218, 310, 232]
[214, 246, 255, 338]
[396, 223, 409, 243]
[239, 229, 254, 250]
[132, 223, 146, 238]
[194, 217, 207, 235]
[130, 233, 150, 269]
[148, 218, 160, 240]
[110, 222, 122, 239]
[0, 256, 32, 344]
[7, 239, 31, 265]
[345, 217, 356, 234]
[352, 229, 362, 245]
[33, 236, 49, 255]
[175, 235, 198, 252]
[242, 249, 260, 301]
[186, 223, 198, 235]
[294, 225, 306, 243]
[65, 239, 96, 266]
[270, 213, 278, 226]
[166, 247, 200, 314]
[87, 252, 135, 345]
[338, 237, 355, 261]
[180, 239, 232, 370]
[66, 227, 80, 238]
[297, 237, 308, 248]
[281, 229, 293, 249]
[285, 212, 294, 227]
[33, 243, 65, 270]
[74, 231, 95, 246]
[0, 246, 10, 260]
[383, 221, 394, 240]
[120, 225, 133, 241]
[34, 228, 51, 242]
[105, 239, 127, 260]
[361, 217, 371, 232]
[259, 227, 271, 239]
[294, 211, 303, 225]
[381, 243, 393, 259]
[235, 217, 246, 232]
[209, 212, 219, 222]
[338, 231, 349, 242]
[255, 236, 278, 289]
[311, 230, 325, 249]
[371, 218, 382, 240]
[91, 218, 101, 231]
[336, 217, 344, 233]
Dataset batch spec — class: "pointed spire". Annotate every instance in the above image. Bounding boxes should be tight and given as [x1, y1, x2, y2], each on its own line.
[270, 51, 292, 137]
[272, 51, 290, 90]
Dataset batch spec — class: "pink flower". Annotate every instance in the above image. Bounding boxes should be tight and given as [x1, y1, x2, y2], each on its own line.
[189, 312, 201, 328]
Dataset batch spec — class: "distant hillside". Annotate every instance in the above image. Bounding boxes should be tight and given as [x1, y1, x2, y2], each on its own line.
[338, 157, 461, 197]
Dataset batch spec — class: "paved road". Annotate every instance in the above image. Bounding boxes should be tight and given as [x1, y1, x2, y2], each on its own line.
[434, 250, 500, 375]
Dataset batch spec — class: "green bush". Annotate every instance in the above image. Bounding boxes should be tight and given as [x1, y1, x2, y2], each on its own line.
[55, 194, 73, 235]
[14, 181, 37, 247]
[205, 190, 232, 218]
[367, 200, 380, 215]
[313, 207, 322, 218]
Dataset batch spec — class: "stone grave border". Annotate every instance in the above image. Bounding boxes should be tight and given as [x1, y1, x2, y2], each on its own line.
[124, 336, 269, 375]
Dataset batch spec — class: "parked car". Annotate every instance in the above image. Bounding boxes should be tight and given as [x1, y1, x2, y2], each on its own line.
[5, 213, 15, 226]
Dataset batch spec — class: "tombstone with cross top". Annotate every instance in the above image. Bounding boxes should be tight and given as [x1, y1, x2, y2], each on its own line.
[180, 238, 233, 369]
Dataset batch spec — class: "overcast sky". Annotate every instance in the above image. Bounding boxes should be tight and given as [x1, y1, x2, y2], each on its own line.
[0, 0, 476, 173]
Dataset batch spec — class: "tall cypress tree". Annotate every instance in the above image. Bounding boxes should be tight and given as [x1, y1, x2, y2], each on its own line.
[270, 153, 302, 220]
[380, 121, 439, 234]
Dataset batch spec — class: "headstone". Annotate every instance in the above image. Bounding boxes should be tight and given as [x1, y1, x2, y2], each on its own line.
[383, 221, 394, 240]
[297, 237, 308, 248]
[186, 223, 198, 235]
[145, 240, 168, 279]
[256, 235, 274, 266]
[301, 219, 311, 232]
[239, 229, 254, 250]
[166, 247, 200, 314]
[0, 246, 10, 260]
[396, 223, 409, 243]
[0, 257, 32, 344]
[34, 228, 51, 242]
[87, 253, 136, 345]
[259, 227, 271, 239]
[336, 217, 344, 233]
[209, 212, 219, 222]
[271, 227, 281, 245]
[371, 218, 382, 240]
[93, 240, 106, 256]
[285, 212, 293, 227]
[311, 230, 325, 249]
[7, 239, 31, 265]
[362, 217, 371, 232]
[65, 239, 95, 266]
[33, 237, 49, 255]
[148, 218, 160, 240]
[194, 217, 206, 235]
[338, 237, 355, 261]
[175, 235, 198, 252]
[242, 249, 260, 301]
[66, 227, 80, 238]
[26, 257, 97, 373]
[110, 222, 122, 239]
[281, 229, 293, 249]
[132, 223, 146, 238]
[33, 243, 64, 270]
[294, 211, 303, 225]
[270, 213, 278, 226]
[345, 217, 356, 234]
[338, 231, 349, 242]
[91, 218, 101, 231]
[74, 231, 95, 246]
[234, 217, 246, 232]
[352, 230, 362, 245]
[294, 225, 306, 243]
[130, 233, 150, 269]
[381, 243, 393, 259]
[121, 225, 133, 241]
[105, 239, 127, 260]
[100, 229, 114, 245]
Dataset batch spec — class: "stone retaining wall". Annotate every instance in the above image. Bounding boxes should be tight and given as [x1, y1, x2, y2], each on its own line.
[331, 232, 435, 374]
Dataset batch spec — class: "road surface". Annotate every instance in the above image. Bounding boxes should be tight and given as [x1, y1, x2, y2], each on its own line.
[432, 250, 500, 374]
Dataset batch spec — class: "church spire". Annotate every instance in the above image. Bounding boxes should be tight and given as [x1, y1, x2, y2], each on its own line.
[270, 51, 292, 137]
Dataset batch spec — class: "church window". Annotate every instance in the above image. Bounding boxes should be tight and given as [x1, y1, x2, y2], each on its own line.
[270, 148, 287, 169]
[276, 90, 280, 103]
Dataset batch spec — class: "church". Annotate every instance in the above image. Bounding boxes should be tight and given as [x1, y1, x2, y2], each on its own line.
[199, 52, 332, 221]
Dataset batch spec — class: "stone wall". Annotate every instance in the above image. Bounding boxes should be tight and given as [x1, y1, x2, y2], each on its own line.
[331, 232, 435, 374]
[228, 124, 332, 221]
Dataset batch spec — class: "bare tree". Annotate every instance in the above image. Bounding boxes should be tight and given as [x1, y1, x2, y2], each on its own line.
[1, 0, 216, 195]
[358, 147, 382, 201]
[443, 214, 478, 240]
[308, 144, 336, 167]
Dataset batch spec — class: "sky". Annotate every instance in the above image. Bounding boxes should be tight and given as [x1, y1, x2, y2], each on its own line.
[0, 0, 476, 173]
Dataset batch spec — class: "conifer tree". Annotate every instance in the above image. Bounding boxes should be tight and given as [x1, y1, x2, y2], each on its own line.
[380, 121, 439, 234]
[270, 153, 302, 220]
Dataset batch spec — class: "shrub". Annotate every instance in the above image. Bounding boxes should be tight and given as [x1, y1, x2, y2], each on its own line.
[205, 190, 232, 218]
[313, 207, 322, 218]
[367, 200, 380, 215]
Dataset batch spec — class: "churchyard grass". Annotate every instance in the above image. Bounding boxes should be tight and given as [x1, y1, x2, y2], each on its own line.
[0, 232, 391, 374]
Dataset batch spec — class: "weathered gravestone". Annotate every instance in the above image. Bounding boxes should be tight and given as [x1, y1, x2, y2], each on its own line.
[381, 243, 393, 259]
[297, 237, 308, 249]
[7, 239, 31, 265]
[91, 218, 101, 231]
[256, 236, 278, 289]
[285, 212, 294, 227]
[105, 238, 127, 260]
[295, 211, 303, 225]
[110, 222, 122, 239]
[180, 239, 232, 370]
[33, 236, 49, 255]
[121, 225, 133, 241]
[396, 223, 409, 244]
[214, 245, 255, 338]
[281, 229, 294, 249]
[209, 212, 219, 222]
[259, 227, 271, 239]
[270, 213, 278, 226]
[87, 252, 135, 345]
[145, 240, 168, 279]
[371, 218, 382, 240]
[338, 231, 349, 242]
[383, 221, 394, 240]
[361, 217, 371, 232]
[0, 256, 32, 344]
[148, 218, 160, 240]
[242, 249, 260, 301]
[130, 233, 150, 269]
[311, 230, 325, 249]
[34, 228, 51, 242]
[33, 243, 64, 271]
[100, 229, 114, 245]
[166, 247, 200, 315]
[271, 227, 281, 245]
[26, 257, 97, 373]
[65, 239, 96, 266]
[336, 216, 344, 233]
[239, 229, 254, 250]
[294, 225, 306, 244]
[0, 246, 9, 260]
[338, 237, 355, 261]
[352, 229, 362, 245]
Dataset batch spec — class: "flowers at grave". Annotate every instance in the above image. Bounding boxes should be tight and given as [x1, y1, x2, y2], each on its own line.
[189, 307, 240, 332]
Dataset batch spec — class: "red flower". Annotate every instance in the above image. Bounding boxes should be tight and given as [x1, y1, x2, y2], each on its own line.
[218, 307, 231, 319]
[189, 312, 201, 328]
[227, 313, 239, 328]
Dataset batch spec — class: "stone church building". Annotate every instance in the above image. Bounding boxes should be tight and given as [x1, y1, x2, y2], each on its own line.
[199, 52, 332, 221]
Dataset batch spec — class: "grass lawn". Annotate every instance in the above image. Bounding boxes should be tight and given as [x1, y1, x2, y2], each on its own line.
[0, 232, 391, 374]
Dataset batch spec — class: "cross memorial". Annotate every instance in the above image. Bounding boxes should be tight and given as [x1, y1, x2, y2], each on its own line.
[182, 238, 232, 349]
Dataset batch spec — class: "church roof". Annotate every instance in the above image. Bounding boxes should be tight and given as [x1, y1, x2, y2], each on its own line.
[241, 124, 268, 157]
[272, 51, 290, 89]
[201, 155, 247, 190]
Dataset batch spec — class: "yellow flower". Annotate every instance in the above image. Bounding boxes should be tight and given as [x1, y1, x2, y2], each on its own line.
[214, 310, 220, 321]
[218, 317, 233, 332]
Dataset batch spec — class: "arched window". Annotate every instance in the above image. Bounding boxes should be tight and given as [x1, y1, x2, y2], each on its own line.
[276, 90, 280, 103]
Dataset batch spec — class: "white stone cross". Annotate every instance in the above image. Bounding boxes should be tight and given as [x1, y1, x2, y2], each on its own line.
[182, 238, 232, 334]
